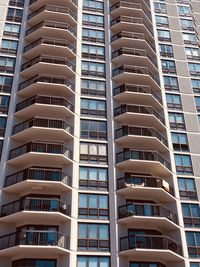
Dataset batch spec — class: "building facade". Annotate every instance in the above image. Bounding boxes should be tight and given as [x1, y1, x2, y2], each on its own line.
[0, 0, 200, 266]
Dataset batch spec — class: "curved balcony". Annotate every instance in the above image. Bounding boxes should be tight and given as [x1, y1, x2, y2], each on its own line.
[110, 1, 152, 23]
[110, 16, 153, 40]
[15, 95, 74, 119]
[115, 126, 168, 152]
[113, 84, 162, 109]
[27, 5, 77, 26]
[12, 118, 73, 142]
[23, 37, 76, 59]
[112, 48, 158, 73]
[0, 231, 69, 257]
[118, 203, 178, 231]
[25, 20, 76, 43]
[3, 167, 71, 194]
[18, 75, 74, 98]
[117, 175, 174, 202]
[119, 234, 183, 262]
[116, 150, 171, 176]
[112, 65, 160, 90]
[8, 142, 73, 168]
[114, 104, 165, 131]
[111, 31, 155, 55]
[20, 55, 75, 78]
[0, 197, 71, 224]
[29, 0, 77, 12]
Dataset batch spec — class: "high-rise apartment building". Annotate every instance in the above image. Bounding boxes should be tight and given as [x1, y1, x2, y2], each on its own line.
[0, 0, 200, 266]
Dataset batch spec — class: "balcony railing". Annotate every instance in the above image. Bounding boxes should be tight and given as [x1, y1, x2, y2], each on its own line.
[26, 20, 76, 37]
[9, 142, 73, 160]
[117, 175, 174, 195]
[113, 83, 162, 103]
[13, 118, 73, 135]
[114, 104, 165, 124]
[29, 0, 78, 6]
[4, 167, 71, 188]
[16, 95, 74, 112]
[24, 37, 75, 54]
[0, 231, 69, 250]
[110, 1, 152, 21]
[111, 31, 155, 51]
[115, 126, 167, 146]
[1, 197, 70, 217]
[18, 74, 74, 92]
[116, 150, 171, 170]
[110, 16, 153, 35]
[112, 47, 157, 67]
[112, 65, 160, 85]
[21, 55, 75, 72]
[28, 5, 77, 21]
[120, 234, 182, 255]
[118, 203, 177, 223]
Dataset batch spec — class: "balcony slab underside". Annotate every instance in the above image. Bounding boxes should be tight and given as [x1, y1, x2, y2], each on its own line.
[12, 127, 73, 142]
[117, 187, 175, 203]
[118, 216, 179, 232]
[30, 0, 77, 12]
[116, 160, 171, 177]
[3, 180, 71, 194]
[115, 135, 167, 153]
[119, 249, 183, 262]
[0, 211, 70, 224]
[18, 82, 74, 98]
[14, 104, 73, 120]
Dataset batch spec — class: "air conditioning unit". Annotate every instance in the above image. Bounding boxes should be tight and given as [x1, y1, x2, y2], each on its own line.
[162, 180, 170, 192]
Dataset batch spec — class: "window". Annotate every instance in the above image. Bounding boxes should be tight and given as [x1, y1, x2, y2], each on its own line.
[156, 16, 169, 27]
[188, 63, 200, 76]
[180, 19, 194, 31]
[168, 112, 185, 130]
[81, 119, 107, 140]
[182, 33, 198, 45]
[1, 39, 18, 54]
[0, 140, 3, 158]
[195, 97, 200, 112]
[12, 259, 56, 267]
[0, 75, 13, 93]
[182, 203, 200, 227]
[77, 256, 110, 267]
[192, 79, 200, 93]
[154, 3, 166, 13]
[6, 8, 23, 22]
[9, 0, 24, 8]
[186, 232, 200, 258]
[185, 47, 200, 60]
[157, 30, 171, 42]
[161, 60, 176, 73]
[159, 44, 173, 57]
[80, 142, 107, 164]
[190, 264, 200, 267]
[79, 193, 109, 219]
[82, 28, 104, 43]
[178, 5, 191, 16]
[83, 0, 104, 13]
[81, 79, 106, 97]
[178, 178, 197, 200]
[164, 76, 179, 91]
[81, 98, 106, 117]
[0, 57, 15, 73]
[78, 223, 110, 251]
[0, 95, 10, 114]
[172, 132, 189, 151]
[4, 23, 20, 37]
[82, 61, 105, 77]
[166, 94, 182, 110]
[175, 154, 193, 175]
[82, 44, 105, 60]
[82, 14, 104, 27]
